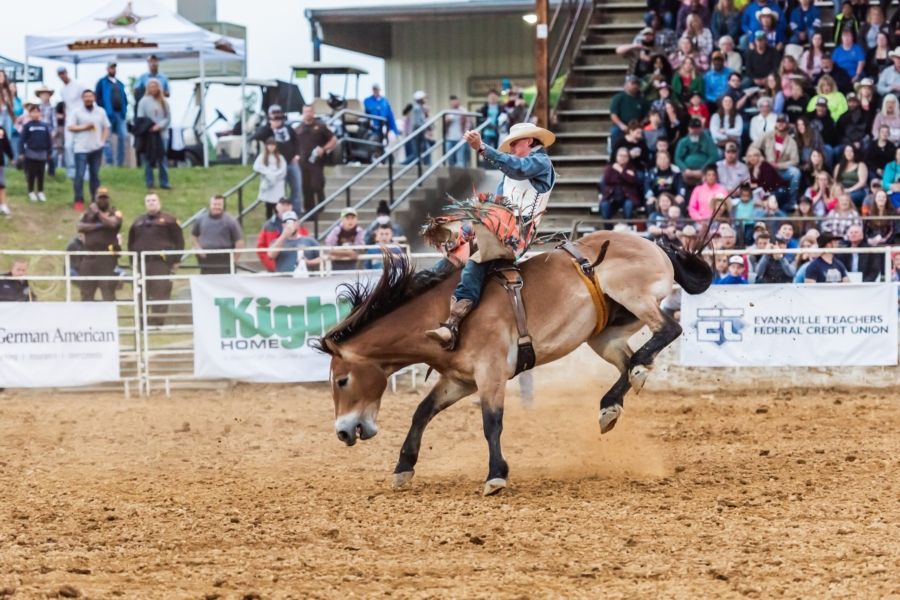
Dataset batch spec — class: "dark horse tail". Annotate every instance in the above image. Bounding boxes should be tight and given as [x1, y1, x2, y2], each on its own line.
[658, 242, 714, 295]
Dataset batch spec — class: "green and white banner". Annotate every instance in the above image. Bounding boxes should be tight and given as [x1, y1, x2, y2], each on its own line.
[190, 275, 359, 382]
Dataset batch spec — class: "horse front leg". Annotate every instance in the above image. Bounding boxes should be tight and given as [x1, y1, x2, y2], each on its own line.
[477, 374, 509, 496]
[627, 308, 682, 394]
[392, 376, 475, 490]
[587, 325, 637, 434]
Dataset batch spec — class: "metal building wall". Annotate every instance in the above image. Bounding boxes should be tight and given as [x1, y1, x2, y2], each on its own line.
[384, 15, 534, 114]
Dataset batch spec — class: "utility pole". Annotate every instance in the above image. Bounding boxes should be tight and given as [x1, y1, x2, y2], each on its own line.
[535, 0, 549, 128]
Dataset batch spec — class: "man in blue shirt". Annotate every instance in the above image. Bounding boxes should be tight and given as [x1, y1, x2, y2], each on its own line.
[703, 52, 732, 104]
[714, 255, 748, 284]
[740, 0, 785, 48]
[95, 62, 128, 167]
[134, 55, 170, 103]
[831, 30, 866, 84]
[789, 0, 821, 45]
[363, 84, 399, 139]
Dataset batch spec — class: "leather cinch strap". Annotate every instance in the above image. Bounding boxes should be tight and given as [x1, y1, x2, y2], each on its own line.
[490, 266, 536, 377]
[557, 241, 609, 337]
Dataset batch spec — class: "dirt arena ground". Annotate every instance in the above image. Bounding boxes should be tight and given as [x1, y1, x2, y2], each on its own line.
[1, 372, 898, 598]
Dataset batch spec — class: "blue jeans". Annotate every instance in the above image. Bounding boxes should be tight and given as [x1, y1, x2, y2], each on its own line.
[9, 131, 19, 161]
[432, 257, 488, 304]
[286, 161, 303, 213]
[103, 113, 127, 167]
[143, 152, 169, 188]
[444, 139, 470, 167]
[73, 149, 103, 202]
[599, 197, 635, 226]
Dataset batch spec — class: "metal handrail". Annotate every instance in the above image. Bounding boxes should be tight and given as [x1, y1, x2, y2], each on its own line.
[181, 171, 259, 231]
[298, 109, 481, 232]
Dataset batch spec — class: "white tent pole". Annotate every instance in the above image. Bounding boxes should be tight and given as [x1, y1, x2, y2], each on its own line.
[240, 53, 247, 166]
[199, 52, 208, 168]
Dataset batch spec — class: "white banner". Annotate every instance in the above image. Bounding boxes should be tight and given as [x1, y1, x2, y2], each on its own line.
[681, 284, 898, 367]
[0, 303, 120, 387]
[191, 275, 363, 382]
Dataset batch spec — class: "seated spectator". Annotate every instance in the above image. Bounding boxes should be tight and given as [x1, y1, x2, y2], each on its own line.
[645, 151, 686, 209]
[674, 117, 718, 185]
[733, 184, 758, 244]
[793, 234, 819, 282]
[600, 147, 642, 222]
[804, 232, 850, 282]
[807, 76, 848, 121]
[609, 76, 648, 151]
[833, 1, 861, 45]
[791, 196, 821, 238]
[866, 125, 896, 181]
[718, 35, 743, 72]
[365, 225, 405, 270]
[775, 222, 799, 250]
[643, 109, 669, 154]
[704, 51, 732, 104]
[834, 145, 869, 208]
[0, 259, 35, 301]
[836, 93, 869, 151]
[676, 223, 699, 249]
[831, 29, 866, 84]
[789, 0, 821, 46]
[671, 57, 705, 104]
[872, 93, 900, 145]
[781, 78, 810, 124]
[676, 0, 709, 38]
[795, 118, 824, 169]
[648, 192, 677, 225]
[717, 141, 750, 189]
[686, 91, 710, 127]
[267, 211, 321, 275]
[715, 255, 748, 284]
[862, 188, 896, 245]
[753, 113, 801, 209]
[856, 77, 878, 119]
[749, 97, 777, 144]
[821, 192, 862, 238]
[747, 228, 770, 276]
[688, 166, 728, 221]
[755, 235, 797, 282]
[864, 31, 891, 78]
[256, 198, 301, 272]
[713, 222, 738, 251]
[836, 223, 880, 280]
[883, 145, 900, 207]
[807, 97, 840, 168]
[710, 96, 742, 153]
[745, 32, 780, 88]
[755, 7, 785, 52]
[663, 100, 687, 143]
[324, 207, 365, 271]
[648, 11, 677, 53]
[616, 27, 661, 75]
[800, 31, 827, 78]
[650, 80, 679, 113]
[745, 146, 787, 202]
[612, 120, 650, 171]
[711, 253, 729, 281]
[876, 48, 900, 97]
[859, 5, 886, 50]
[191, 195, 245, 275]
[364, 200, 407, 245]
[684, 14, 714, 58]
[754, 195, 787, 230]
[253, 137, 287, 220]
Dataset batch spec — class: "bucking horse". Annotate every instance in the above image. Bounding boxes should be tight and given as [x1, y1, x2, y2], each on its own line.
[312, 230, 714, 495]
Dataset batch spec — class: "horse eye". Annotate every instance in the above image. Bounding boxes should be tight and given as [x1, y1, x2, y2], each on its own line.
[336, 377, 349, 387]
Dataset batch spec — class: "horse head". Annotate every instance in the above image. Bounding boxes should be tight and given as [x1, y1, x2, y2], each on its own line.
[325, 340, 388, 446]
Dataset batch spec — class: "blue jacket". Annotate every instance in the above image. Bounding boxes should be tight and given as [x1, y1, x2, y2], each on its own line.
[704, 67, 733, 103]
[363, 94, 399, 135]
[789, 5, 821, 35]
[95, 76, 127, 119]
[742, 2, 786, 38]
[481, 146, 556, 194]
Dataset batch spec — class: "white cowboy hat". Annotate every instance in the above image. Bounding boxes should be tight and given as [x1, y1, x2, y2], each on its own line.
[756, 7, 779, 21]
[34, 85, 54, 97]
[498, 122, 556, 153]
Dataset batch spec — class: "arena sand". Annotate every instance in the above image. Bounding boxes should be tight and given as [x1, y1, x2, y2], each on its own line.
[1, 357, 898, 599]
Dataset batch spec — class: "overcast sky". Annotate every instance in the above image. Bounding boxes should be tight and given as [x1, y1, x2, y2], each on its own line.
[0, 0, 430, 128]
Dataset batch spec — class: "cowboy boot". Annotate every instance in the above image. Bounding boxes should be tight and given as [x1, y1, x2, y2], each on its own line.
[425, 297, 474, 351]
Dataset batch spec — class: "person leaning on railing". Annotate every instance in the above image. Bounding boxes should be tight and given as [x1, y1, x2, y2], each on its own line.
[0, 258, 35, 302]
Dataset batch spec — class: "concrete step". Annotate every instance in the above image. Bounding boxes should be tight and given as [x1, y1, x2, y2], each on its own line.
[555, 165, 607, 178]
[562, 96, 613, 110]
[571, 64, 627, 74]
[551, 142, 608, 155]
[578, 53, 629, 67]
[556, 108, 611, 119]
[591, 7, 647, 22]
[563, 85, 621, 94]
[568, 73, 629, 87]
[589, 22, 644, 31]
[583, 30, 638, 44]
[550, 154, 608, 165]
[555, 130, 610, 140]
[555, 119, 610, 132]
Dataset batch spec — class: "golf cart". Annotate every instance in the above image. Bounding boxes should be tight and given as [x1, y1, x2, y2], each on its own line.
[175, 76, 304, 166]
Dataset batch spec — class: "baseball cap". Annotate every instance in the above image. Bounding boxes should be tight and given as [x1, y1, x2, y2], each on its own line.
[413, 90, 427, 101]
[754, 30, 766, 39]
[775, 113, 788, 122]
[281, 210, 298, 223]
[107, 61, 117, 68]
[688, 116, 703, 128]
[815, 96, 829, 106]
[728, 255, 744, 265]
[846, 92, 858, 101]
[267, 104, 284, 117]
[640, 26, 654, 35]
[56, 66, 67, 74]
[340, 207, 358, 218]
[96, 187, 110, 198]
[725, 141, 738, 151]
[625, 75, 640, 84]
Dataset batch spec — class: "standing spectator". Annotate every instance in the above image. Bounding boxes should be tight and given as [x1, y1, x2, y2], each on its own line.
[444, 95, 473, 167]
[75, 187, 122, 301]
[804, 232, 850, 282]
[19, 104, 52, 203]
[477, 89, 503, 154]
[191, 195, 245, 275]
[57, 66, 86, 179]
[674, 117, 718, 185]
[296, 104, 337, 214]
[753, 114, 801, 209]
[504, 88, 528, 128]
[267, 211, 321, 275]
[256, 198, 305, 272]
[253, 138, 287, 219]
[52, 102, 66, 176]
[600, 147, 641, 222]
[136, 79, 171, 190]
[404, 91, 433, 165]
[0, 72, 14, 161]
[0, 127, 12, 216]
[0, 259, 35, 301]
[836, 223, 880, 280]
[876, 48, 900, 96]
[609, 76, 648, 151]
[127, 193, 184, 326]
[7, 82, 23, 162]
[68, 90, 110, 212]
[755, 236, 797, 283]
[688, 166, 727, 221]
[251, 105, 302, 213]
[363, 84, 399, 140]
[834, 145, 869, 207]
[364, 200, 407, 244]
[717, 141, 750, 189]
[134, 54, 170, 102]
[324, 207, 365, 271]
[34, 86, 56, 176]
[95, 62, 128, 168]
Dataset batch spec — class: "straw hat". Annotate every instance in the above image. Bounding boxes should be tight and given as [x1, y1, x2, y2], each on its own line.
[498, 122, 556, 153]
[34, 85, 54, 97]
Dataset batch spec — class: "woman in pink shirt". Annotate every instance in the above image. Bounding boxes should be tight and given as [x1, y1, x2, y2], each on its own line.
[688, 165, 728, 221]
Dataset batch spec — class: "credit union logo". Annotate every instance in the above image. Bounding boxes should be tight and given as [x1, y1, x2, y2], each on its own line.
[695, 306, 746, 345]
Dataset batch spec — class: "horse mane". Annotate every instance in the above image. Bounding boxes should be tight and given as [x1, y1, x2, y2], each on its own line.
[309, 249, 449, 354]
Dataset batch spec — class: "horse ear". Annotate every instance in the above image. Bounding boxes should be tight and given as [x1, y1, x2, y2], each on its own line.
[323, 338, 343, 358]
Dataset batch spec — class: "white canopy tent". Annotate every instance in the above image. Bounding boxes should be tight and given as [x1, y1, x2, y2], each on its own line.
[24, 0, 247, 167]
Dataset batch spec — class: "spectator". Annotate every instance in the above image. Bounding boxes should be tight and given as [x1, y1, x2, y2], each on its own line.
[643, 109, 668, 153]
[0, 73, 13, 161]
[609, 76, 648, 151]
[612, 120, 650, 171]
[876, 48, 900, 96]
[7, 82, 22, 162]
[191, 195, 245, 275]
[715, 255, 748, 284]
[808, 97, 840, 168]
[256, 198, 303, 272]
[753, 113, 801, 209]
[267, 211, 321, 275]
[251, 105, 302, 213]
[755, 195, 787, 228]
[749, 96, 776, 144]
[75, 187, 122, 301]
[809, 76, 850, 122]
[686, 91, 711, 127]
[800, 32, 827, 78]
[648, 11, 678, 52]
[600, 147, 641, 222]
[797, 122, 825, 172]
[733, 183, 758, 243]
[822, 192, 862, 237]
[872, 93, 900, 145]
[684, 14, 714, 57]
[791, 197, 820, 238]
[57, 66, 86, 179]
[804, 232, 850, 282]
[325, 207, 365, 271]
[648, 191, 677, 224]
[717, 140, 750, 189]
[365, 224, 405, 270]
[95, 62, 127, 167]
[0, 126, 12, 216]
[710, 95, 743, 153]
[444, 95, 474, 167]
[718, 35, 743, 73]
[834, 144, 869, 207]
[867, 124, 896, 180]
[747, 229, 770, 275]
[296, 104, 338, 214]
[363, 84, 399, 140]
[364, 200, 407, 244]
[745, 146, 786, 202]
[862, 189, 896, 244]
[676, 0, 709, 38]
[711, 0, 741, 42]
[745, 32, 780, 88]
[688, 166, 728, 221]
[790, 0, 822, 45]
[832, 29, 866, 84]
[646, 150, 687, 209]
[674, 116, 718, 185]
[782, 78, 810, 124]
[883, 145, 900, 207]
[859, 5, 887, 50]
[837, 93, 869, 151]
[68, 90, 110, 212]
[253, 137, 287, 219]
[477, 89, 503, 152]
[19, 104, 52, 203]
[793, 234, 820, 282]
[504, 88, 528, 128]
[671, 57, 704, 104]
[742, 0, 785, 43]
[134, 54, 170, 102]
[817, 56, 853, 94]
[34, 86, 56, 177]
[616, 27, 661, 74]
[833, 1, 860, 45]
[127, 193, 184, 326]
[0, 259, 35, 301]
[135, 79, 170, 191]
[865, 32, 892, 78]
[803, 170, 837, 216]
[755, 235, 797, 282]
[836, 223, 880, 280]
[52, 102, 65, 176]
[755, 7, 785, 51]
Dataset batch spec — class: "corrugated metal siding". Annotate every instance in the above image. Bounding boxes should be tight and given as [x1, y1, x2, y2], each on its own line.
[385, 16, 534, 114]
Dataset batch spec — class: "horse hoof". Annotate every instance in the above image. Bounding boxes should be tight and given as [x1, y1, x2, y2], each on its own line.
[629, 364, 650, 394]
[599, 404, 623, 434]
[483, 478, 507, 496]
[392, 470, 415, 490]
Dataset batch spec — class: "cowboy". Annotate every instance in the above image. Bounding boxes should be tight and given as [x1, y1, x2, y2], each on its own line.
[425, 122, 557, 350]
